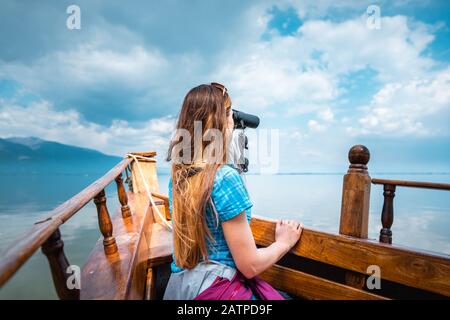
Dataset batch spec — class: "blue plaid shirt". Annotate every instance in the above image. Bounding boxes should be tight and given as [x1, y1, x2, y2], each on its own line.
[168, 164, 253, 273]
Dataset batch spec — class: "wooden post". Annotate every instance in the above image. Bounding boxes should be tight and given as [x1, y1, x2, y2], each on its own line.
[115, 173, 132, 218]
[41, 229, 80, 300]
[339, 145, 371, 288]
[94, 190, 118, 255]
[129, 152, 160, 194]
[379, 184, 396, 244]
[340, 145, 371, 238]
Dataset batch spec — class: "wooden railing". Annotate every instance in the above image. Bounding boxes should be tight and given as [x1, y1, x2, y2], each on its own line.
[0, 157, 133, 298]
[251, 144, 450, 299]
[371, 179, 450, 244]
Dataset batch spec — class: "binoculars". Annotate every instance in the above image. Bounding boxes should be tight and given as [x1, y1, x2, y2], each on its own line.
[232, 109, 260, 129]
[231, 109, 259, 173]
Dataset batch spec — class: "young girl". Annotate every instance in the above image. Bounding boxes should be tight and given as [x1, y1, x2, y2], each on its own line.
[163, 83, 302, 300]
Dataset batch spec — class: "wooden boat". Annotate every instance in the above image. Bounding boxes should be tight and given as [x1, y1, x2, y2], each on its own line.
[0, 145, 449, 300]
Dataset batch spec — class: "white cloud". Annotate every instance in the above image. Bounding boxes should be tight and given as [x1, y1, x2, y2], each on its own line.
[1, 44, 169, 95]
[212, 12, 438, 126]
[318, 108, 334, 122]
[347, 67, 450, 136]
[214, 46, 339, 118]
[280, 128, 305, 141]
[0, 5, 442, 118]
[308, 119, 327, 132]
[0, 27, 206, 123]
[296, 15, 434, 81]
[0, 99, 175, 159]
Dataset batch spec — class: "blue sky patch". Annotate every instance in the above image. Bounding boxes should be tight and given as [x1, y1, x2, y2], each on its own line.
[266, 6, 302, 37]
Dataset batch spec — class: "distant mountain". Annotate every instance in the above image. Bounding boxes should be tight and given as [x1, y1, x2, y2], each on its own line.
[0, 137, 122, 173]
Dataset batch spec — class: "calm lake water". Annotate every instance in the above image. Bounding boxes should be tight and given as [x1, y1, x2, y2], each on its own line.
[0, 170, 449, 299]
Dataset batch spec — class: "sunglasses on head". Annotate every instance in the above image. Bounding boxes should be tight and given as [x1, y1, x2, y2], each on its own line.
[210, 82, 228, 97]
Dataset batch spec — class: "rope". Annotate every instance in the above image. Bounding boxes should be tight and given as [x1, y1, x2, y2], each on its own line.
[125, 153, 173, 231]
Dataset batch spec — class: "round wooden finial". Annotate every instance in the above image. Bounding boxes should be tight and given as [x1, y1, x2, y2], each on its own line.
[348, 145, 370, 171]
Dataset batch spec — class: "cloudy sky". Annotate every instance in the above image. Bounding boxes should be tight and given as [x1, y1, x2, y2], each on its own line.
[0, 0, 449, 172]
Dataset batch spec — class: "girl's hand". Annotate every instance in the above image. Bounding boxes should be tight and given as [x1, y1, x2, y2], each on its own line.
[275, 219, 303, 250]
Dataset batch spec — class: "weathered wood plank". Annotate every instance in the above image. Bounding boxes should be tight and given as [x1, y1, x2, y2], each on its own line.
[251, 215, 450, 297]
[261, 264, 388, 300]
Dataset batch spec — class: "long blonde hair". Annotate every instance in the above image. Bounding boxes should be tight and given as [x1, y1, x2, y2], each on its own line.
[167, 84, 232, 269]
